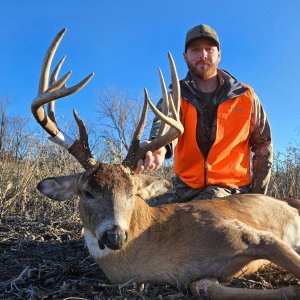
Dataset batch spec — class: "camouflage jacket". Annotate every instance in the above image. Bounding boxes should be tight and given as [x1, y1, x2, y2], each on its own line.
[149, 69, 273, 194]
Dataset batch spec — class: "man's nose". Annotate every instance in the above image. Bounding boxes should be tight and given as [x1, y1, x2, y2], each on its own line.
[198, 48, 207, 59]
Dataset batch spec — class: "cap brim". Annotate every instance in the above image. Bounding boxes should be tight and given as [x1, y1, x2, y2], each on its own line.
[185, 36, 219, 50]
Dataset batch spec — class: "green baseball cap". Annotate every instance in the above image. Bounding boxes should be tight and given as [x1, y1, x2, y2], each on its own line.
[185, 24, 219, 51]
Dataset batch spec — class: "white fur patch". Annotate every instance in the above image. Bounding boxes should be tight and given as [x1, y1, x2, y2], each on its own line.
[284, 215, 300, 253]
[48, 130, 74, 149]
[84, 228, 112, 258]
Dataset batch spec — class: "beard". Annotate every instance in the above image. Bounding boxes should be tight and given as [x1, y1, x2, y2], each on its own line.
[186, 58, 218, 80]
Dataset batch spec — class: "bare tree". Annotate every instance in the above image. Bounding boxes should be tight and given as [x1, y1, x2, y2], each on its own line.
[0, 98, 11, 152]
[95, 88, 150, 163]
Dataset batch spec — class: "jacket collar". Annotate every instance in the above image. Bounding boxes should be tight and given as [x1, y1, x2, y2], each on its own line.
[180, 69, 249, 103]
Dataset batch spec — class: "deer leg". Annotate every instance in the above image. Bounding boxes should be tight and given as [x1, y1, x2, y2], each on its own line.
[190, 278, 300, 300]
[190, 233, 300, 300]
[256, 234, 300, 279]
[226, 220, 300, 279]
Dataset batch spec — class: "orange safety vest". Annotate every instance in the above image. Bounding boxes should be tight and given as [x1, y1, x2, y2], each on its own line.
[174, 86, 253, 189]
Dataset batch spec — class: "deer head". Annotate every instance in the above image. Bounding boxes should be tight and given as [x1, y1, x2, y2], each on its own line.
[32, 29, 183, 251]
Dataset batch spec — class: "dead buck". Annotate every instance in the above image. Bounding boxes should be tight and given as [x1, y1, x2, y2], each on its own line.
[32, 29, 300, 300]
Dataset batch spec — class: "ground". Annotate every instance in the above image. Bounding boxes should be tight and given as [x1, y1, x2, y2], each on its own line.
[0, 213, 299, 300]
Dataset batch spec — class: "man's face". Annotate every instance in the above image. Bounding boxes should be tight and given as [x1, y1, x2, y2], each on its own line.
[184, 39, 221, 80]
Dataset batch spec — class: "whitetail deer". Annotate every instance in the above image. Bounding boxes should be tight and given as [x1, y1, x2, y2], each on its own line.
[32, 29, 300, 300]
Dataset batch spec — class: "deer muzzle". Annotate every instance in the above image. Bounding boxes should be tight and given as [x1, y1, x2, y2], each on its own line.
[100, 225, 128, 250]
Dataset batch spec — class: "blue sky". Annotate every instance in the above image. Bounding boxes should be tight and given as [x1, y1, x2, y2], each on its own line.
[1, 0, 299, 153]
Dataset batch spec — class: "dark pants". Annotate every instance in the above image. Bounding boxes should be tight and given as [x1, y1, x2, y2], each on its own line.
[147, 176, 251, 207]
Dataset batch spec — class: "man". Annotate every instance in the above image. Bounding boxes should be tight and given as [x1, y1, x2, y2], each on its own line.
[136, 24, 273, 206]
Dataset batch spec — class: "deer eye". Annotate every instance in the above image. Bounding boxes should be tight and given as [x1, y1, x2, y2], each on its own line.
[83, 189, 94, 199]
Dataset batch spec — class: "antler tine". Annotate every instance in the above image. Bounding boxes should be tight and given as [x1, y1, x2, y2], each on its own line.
[122, 90, 149, 168]
[132, 89, 149, 142]
[145, 88, 183, 142]
[32, 29, 67, 137]
[122, 53, 184, 170]
[38, 28, 67, 95]
[69, 110, 97, 170]
[168, 52, 181, 119]
[31, 29, 96, 170]
[157, 68, 169, 136]
[50, 55, 66, 86]
[33, 72, 93, 109]
[48, 56, 68, 124]
[146, 52, 183, 143]
[32, 27, 94, 136]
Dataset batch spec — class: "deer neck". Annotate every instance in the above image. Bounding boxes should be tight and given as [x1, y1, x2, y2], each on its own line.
[128, 196, 155, 239]
[128, 195, 176, 241]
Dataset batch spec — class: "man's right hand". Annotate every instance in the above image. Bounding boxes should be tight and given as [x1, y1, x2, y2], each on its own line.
[135, 146, 167, 175]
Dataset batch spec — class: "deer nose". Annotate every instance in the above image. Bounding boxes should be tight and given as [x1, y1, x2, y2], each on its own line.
[101, 225, 128, 250]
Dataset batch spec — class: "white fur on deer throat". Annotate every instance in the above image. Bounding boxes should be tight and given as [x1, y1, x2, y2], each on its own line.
[84, 228, 112, 258]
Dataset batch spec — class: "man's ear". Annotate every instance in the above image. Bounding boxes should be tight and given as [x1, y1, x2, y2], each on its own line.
[183, 51, 188, 63]
[218, 49, 221, 63]
[37, 174, 81, 201]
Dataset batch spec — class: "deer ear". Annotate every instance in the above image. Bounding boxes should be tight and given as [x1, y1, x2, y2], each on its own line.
[136, 174, 172, 200]
[37, 174, 80, 201]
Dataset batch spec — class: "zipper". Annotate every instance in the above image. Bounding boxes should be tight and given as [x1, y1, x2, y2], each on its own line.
[204, 159, 207, 188]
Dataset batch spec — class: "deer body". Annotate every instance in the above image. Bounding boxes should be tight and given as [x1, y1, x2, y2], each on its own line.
[38, 163, 300, 288]
[33, 29, 300, 299]
[94, 197, 300, 285]
[77, 176, 300, 286]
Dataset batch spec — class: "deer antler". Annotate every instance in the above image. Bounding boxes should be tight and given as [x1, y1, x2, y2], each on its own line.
[122, 52, 184, 170]
[31, 28, 97, 170]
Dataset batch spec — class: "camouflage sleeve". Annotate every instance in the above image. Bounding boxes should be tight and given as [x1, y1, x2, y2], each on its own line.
[249, 92, 273, 194]
[148, 98, 174, 159]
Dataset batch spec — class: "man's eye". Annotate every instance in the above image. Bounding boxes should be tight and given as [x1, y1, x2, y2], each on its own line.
[83, 190, 94, 199]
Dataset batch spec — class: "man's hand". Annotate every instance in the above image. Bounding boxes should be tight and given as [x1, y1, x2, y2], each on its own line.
[135, 145, 167, 174]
